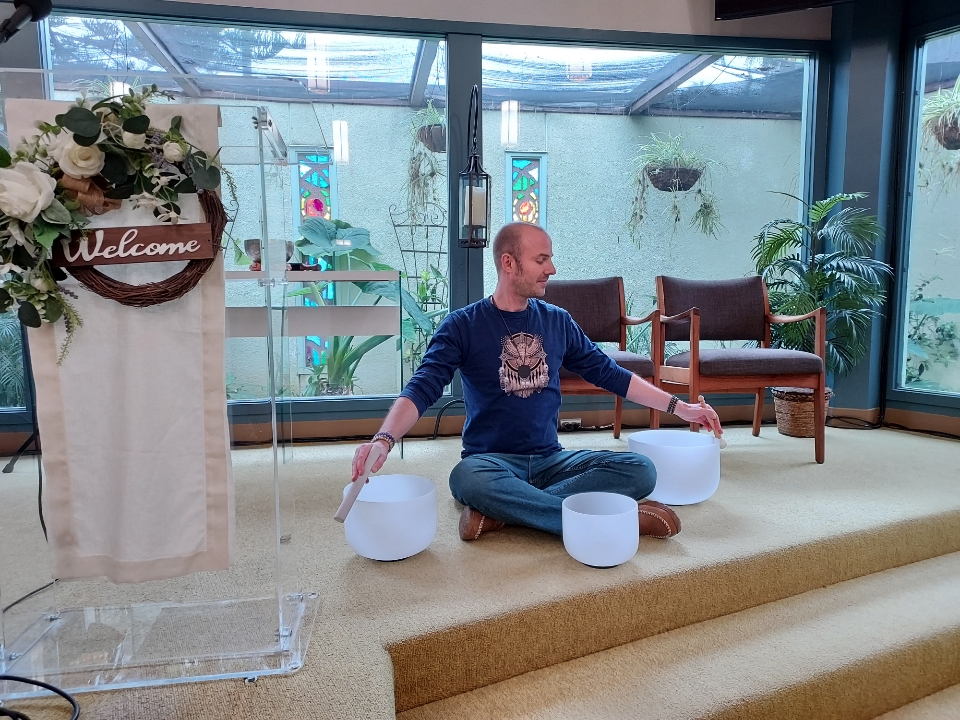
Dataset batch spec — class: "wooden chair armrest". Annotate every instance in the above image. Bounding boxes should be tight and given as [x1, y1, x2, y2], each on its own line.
[767, 308, 823, 324]
[660, 307, 699, 324]
[622, 310, 658, 325]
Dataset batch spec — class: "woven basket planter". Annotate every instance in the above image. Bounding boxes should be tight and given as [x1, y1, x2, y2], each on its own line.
[771, 386, 834, 438]
[645, 166, 702, 192]
[417, 124, 446, 153]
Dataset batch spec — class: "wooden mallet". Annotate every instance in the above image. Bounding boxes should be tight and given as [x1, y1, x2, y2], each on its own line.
[698, 395, 728, 449]
[334, 443, 383, 523]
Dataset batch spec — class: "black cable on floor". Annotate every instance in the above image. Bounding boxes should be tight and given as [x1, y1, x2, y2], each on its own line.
[0, 675, 79, 720]
[1, 582, 54, 614]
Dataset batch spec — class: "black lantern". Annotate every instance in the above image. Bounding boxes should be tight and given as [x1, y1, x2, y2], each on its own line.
[459, 85, 492, 248]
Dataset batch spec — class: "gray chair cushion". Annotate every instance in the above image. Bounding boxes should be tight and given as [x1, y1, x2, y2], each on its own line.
[561, 350, 654, 381]
[665, 348, 823, 376]
[659, 276, 767, 342]
[543, 277, 622, 344]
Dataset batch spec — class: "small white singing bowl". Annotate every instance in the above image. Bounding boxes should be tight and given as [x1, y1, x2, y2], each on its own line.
[562, 492, 639, 568]
[342, 475, 436, 561]
[628, 429, 720, 506]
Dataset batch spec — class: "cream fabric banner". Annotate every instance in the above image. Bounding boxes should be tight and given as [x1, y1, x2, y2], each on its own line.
[6, 100, 234, 583]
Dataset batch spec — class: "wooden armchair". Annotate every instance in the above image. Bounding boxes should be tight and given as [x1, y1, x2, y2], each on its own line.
[653, 276, 827, 463]
[543, 277, 658, 438]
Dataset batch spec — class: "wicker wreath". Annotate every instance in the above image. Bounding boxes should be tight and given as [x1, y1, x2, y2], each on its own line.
[65, 191, 228, 308]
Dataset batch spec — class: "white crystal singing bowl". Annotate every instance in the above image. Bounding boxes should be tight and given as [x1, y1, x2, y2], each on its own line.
[562, 492, 639, 568]
[628, 429, 720, 506]
[342, 475, 437, 561]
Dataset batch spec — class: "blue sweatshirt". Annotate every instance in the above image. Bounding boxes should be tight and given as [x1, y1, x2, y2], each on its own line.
[400, 297, 633, 457]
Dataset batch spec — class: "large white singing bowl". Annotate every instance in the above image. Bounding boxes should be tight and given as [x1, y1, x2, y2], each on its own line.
[562, 492, 639, 568]
[628, 430, 720, 505]
[342, 475, 436, 561]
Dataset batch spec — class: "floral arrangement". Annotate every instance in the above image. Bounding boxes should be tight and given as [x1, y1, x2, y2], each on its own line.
[0, 85, 222, 361]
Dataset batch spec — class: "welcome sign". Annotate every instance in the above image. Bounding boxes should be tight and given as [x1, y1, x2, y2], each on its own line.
[54, 224, 215, 267]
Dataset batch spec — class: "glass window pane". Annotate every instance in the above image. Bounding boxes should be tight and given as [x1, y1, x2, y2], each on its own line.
[43, 16, 448, 401]
[482, 42, 811, 357]
[900, 31, 960, 396]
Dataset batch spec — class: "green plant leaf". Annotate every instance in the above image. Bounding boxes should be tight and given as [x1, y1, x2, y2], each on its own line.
[0, 288, 12, 312]
[17, 302, 41, 328]
[40, 198, 72, 226]
[170, 115, 183, 133]
[104, 182, 136, 200]
[400, 287, 433, 332]
[807, 192, 866, 225]
[73, 133, 100, 147]
[122, 115, 150, 134]
[12, 244, 36, 269]
[43, 296, 63, 323]
[61, 106, 101, 137]
[173, 176, 196, 194]
[0, 146, 11, 169]
[101, 153, 130, 185]
[191, 164, 221, 190]
[352, 281, 398, 300]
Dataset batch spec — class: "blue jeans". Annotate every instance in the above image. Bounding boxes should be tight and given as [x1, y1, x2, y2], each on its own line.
[449, 450, 657, 536]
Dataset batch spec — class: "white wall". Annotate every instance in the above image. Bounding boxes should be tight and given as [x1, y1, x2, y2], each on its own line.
[177, 0, 831, 41]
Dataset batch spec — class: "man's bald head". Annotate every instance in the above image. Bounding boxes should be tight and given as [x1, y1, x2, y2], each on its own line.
[493, 222, 548, 274]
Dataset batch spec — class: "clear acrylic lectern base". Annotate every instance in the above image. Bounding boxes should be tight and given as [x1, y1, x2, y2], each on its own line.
[0, 593, 318, 700]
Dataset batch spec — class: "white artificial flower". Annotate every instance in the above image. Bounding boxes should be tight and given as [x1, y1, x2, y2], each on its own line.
[156, 206, 180, 224]
[162, 142, 185, 162]
[0, 260, 24, 275]
[47, 131, 106, 178]
[0, 162, 57, 223]
[131, 192, 161, 211]
[122, 131, 147, 149]
[30, 275, 50, 292]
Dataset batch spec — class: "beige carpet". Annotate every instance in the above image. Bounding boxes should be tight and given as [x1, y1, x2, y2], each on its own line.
[398, 552, 960, 720]
[877, 683, 960, 719]
[2, 427, 959, 719]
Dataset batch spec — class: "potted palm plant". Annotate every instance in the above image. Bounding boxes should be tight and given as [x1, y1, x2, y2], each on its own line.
[752, 192, 892, 436]
[626, 133, 723, 246]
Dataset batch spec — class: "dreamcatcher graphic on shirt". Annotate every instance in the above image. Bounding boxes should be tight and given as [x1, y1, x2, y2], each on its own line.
[499, 332, 549, 398]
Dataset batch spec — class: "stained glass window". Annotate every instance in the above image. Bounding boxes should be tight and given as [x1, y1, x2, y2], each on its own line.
[507, 154, 546, 227]
[298, 150, 334, 221]
[295, 149, 337, 367]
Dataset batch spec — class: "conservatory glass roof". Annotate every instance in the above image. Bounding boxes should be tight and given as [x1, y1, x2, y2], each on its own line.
[44, 16, 806, 116]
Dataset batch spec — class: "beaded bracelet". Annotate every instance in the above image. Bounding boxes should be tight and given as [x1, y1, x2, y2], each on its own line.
[666, 395, 680, 415]
[371, 431, 396, 452]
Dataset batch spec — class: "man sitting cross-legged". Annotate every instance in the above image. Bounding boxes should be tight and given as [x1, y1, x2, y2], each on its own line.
[351, 222, 722, 541]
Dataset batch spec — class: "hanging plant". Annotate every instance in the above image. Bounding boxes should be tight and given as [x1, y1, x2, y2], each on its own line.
[922, 76, 960, 150]
[625, 133, 723, 246]
[403, 101, 446, 224]
[0, 85, 224, 361]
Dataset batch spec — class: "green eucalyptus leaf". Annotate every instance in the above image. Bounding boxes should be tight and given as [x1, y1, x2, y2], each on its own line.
[122, 115, 150, 134]
[43, 296, 63, 324]
[73, 133, 100, 147]
[170, 115, 183, 133]
[17, 302, 41, 328]
[101, 154, 129, 185]
[12, 244, 35, 269]
[103, 183, 135, 200]
[191, 164, 220, 190]
[40, 198, 72, 226]
[173, 176, 196, 194]
[54, 113, 67, 127]
[61, 106, 101, 137]
[0, 146, 10, 168]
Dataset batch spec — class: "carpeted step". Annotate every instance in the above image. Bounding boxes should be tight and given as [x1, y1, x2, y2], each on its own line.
[386, 430, 960, 712]
[874, 684, 960, 719]
[398, 552, 960, 720]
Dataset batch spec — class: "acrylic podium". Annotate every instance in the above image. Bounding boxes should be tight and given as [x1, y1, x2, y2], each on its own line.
[0, 97, 328, 700]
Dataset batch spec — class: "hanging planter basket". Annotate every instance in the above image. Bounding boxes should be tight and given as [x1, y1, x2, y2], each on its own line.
[417, 124, 447, 153]
[931, 120, 960, 150]
[645, 165, 702, 192]
[771, 386, 834, 438]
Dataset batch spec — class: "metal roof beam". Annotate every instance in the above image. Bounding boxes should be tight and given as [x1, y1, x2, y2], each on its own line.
[409, 39, 440, 107]
[627, 54, 722, 115]
[124, 22, 202, 98]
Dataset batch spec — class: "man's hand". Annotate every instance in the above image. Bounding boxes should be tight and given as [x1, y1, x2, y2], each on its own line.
[675, 400, 723, 438]
[351, 440, 390, 482]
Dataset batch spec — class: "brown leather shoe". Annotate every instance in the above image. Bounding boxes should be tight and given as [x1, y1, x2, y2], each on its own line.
[459, 506, 506, 541]
[638, 500, 681, 538]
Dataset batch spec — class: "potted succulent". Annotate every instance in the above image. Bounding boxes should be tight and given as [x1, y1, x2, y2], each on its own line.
[922, 77, 960, 150]
[626, 133, 723, 246]
[752, 191, 892, 436]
